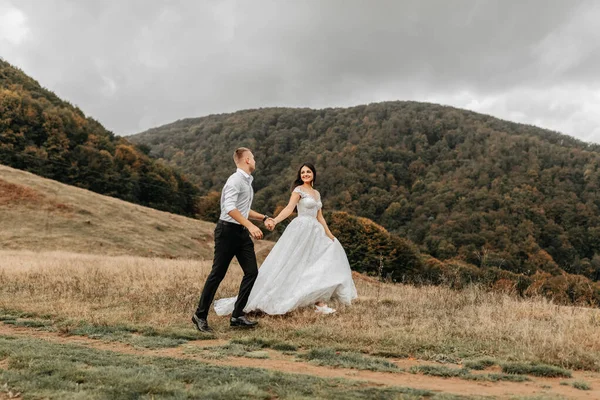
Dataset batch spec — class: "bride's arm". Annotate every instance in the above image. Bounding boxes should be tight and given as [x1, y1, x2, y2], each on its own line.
[317, 209, 335, 241]
[272, 192, 301, 225]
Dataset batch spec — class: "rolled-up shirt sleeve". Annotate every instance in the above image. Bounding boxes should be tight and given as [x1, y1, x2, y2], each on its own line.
[222, 178, 241, 214]
[219, 170, 253, 223]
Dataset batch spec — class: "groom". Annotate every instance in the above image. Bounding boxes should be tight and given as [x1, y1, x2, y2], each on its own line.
[192, 148, 274, 332]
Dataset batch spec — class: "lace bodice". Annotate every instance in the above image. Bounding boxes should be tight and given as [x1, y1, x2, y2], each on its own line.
[294, 186, 322, 218]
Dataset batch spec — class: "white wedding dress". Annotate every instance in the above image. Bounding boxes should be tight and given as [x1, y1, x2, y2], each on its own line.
[214, 186, 358, 315]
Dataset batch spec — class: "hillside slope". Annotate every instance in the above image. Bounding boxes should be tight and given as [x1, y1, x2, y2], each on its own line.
[0, 164, 273, 259]
[130, 102, 600, 279]
[0, 59, 199, 216]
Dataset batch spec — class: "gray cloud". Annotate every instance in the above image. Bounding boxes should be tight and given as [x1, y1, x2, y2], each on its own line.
[1, 0, 599, 142]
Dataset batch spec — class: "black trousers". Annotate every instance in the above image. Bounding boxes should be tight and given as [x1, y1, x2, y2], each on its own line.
[195, 220, 258, 319]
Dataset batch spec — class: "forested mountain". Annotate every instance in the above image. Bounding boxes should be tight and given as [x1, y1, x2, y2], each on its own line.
[0, 59, 198, 216]
[131, 102, 600, 282]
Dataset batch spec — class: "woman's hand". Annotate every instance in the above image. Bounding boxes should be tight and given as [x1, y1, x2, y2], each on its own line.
[327, 234, 336, 242]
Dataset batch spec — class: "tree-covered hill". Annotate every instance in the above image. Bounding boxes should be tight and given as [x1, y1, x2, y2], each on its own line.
[0, 59, 198, 216]
[130, 102, 600, 281]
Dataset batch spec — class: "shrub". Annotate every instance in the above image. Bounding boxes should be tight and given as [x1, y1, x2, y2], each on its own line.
[327, 211, 422, 281]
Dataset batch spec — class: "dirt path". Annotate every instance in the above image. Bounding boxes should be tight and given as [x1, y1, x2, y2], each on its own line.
[1, 323, 599, 399]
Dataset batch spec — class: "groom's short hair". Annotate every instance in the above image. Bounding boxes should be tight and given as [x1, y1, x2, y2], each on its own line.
[233, 147, 251, 164]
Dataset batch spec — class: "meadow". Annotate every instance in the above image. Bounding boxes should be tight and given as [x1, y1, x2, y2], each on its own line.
[2, 165, 600, 398]
[1, 250, 598, 371]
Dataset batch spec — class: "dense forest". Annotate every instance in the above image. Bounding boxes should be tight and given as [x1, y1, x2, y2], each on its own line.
[131, 103, 600, 285]
[0, 59, 198, 216]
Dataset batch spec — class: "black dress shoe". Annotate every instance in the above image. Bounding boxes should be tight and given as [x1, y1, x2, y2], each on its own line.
[192, 314, 213, 333]
[230, 315, 258, 328]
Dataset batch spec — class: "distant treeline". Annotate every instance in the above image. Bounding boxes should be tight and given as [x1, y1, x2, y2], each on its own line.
[131, 102, 600, 282]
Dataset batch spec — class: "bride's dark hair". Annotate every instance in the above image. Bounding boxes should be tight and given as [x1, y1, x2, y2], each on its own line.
[292, 163, 317, 190]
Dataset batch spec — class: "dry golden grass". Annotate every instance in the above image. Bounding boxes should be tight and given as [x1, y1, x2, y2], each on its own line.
[0, 164, 220, 259]
[2, 163, 600, 374]
[2, 249, 599, 372]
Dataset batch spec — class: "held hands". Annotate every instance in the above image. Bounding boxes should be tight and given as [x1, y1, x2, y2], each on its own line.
[264, 218, 276, 231]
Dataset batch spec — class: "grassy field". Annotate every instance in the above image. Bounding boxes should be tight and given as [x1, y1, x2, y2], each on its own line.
[2, 164, 600, 398]
[1, 335, 448, 400]
[1, 250, 599, 372]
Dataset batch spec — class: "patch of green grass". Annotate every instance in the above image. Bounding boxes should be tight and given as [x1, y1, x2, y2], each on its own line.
[245, 351, 270, 359]
[3, 319, 52, 329]
[182, 344, 227, 360]
[211, 343, 255, 357]
[426, 354, 462, 364]
[410, 365, 529, 383]
[231, 337, 298, 352]
[572, 381, 591, 390]
[183, 342, 265, 360]
[300, 348, 400, 372]
[63, 323, 189, 349]
[372, 350, 410, 358]
[63, 321, 203, 341]
[127, 335, 190, 349]
[0, 336, 449, 399]
[230, 337, 275, 349]
[1, 311, 212, 349]
[272, 342, 298, 352]
[410, 365, 468, 378]
[466, 373, 529, 383]
[463, 357, 496, 370]
[195, 343, 273, 360]
[501, 362, 572, 378]
[0, 310, 40, 320]
[8, 316, 216, 349]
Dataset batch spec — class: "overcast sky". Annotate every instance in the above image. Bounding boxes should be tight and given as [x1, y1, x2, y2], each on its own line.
[1, 0, 599, 142]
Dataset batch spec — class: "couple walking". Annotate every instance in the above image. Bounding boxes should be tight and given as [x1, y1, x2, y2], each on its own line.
[192, 147, 357, 332]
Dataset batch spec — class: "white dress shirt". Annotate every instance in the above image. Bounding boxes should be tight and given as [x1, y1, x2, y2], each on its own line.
[219, 168, 254, 224]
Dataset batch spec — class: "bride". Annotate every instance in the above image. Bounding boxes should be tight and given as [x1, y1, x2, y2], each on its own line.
[214, 163, 357, 316]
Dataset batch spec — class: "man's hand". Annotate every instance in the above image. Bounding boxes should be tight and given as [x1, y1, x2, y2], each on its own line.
[264, 218, 276, 231]
[248, 224, 263, 240]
